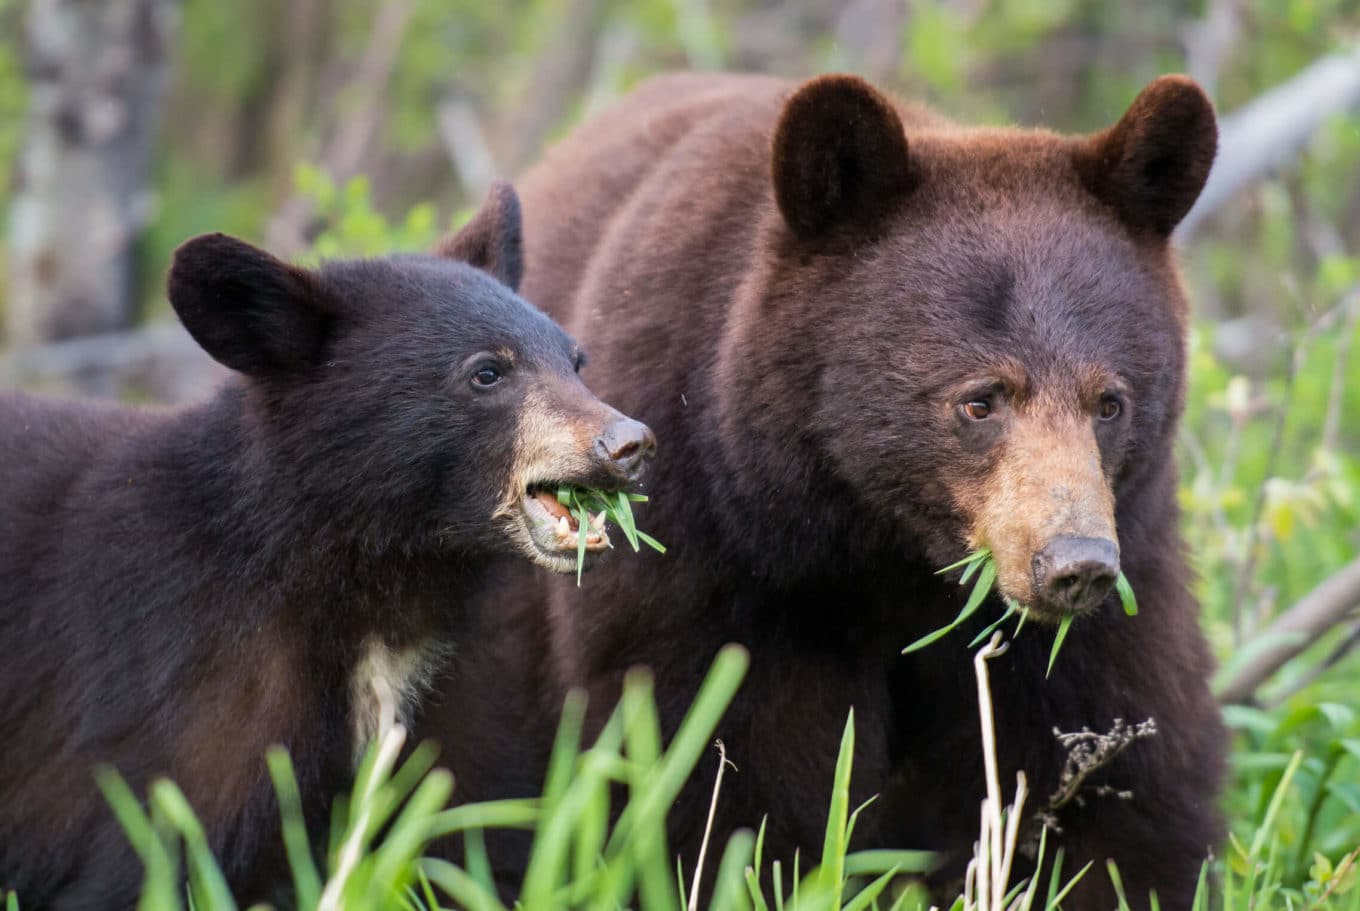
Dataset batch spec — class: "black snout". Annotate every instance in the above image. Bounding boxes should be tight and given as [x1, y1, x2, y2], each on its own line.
[1032, 536, 1119, 614]
[594, 417, 657, 482]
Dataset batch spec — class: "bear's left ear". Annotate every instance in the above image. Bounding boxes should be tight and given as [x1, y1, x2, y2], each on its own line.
[771, 74, 914, 242]
[435, 180, 524, 291]
[1075, 75, 1217, 236]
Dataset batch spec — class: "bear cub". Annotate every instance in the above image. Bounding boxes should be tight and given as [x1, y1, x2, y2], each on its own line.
[0, 182, 654, 909]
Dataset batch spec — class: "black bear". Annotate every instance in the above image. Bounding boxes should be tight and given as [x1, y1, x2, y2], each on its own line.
[421, 75, 1227, 909]
[0, 182, 655, 909]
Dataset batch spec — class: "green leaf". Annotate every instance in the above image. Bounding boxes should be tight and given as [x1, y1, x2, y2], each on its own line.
[818, 712, 854, 905]
[635, 530, 667, 554]
[1046, 613, 1075, 678]
[937, 548, 991, 576]
[266, 748, 322, 911]
[969, 600, 1016, 647]
[615, 490, 640, 551]
[576, 501, 589, 586]
[1115, 571, 1138, 616]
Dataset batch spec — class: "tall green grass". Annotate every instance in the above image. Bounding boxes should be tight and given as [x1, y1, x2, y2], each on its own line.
[6, 643, 1356, 911]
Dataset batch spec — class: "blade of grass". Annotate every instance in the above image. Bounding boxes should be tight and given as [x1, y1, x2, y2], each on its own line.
[417, 858, 508, 911]
[1115, 572, 1138, 616]
[970, 601, 1017, 648]
[1250, 750, 1304, 858]
[710, 831, 756, 911]
[614, 491, 641, 551]
[266, 748, 323, 911]
[427, 800, 539, 838]
[843, 850, 935, 876]
[904, 560, 997, 653]
[369, 768, 456, 894]
[1044, 860, 1093, 911]
[1046, 613, 1075, 678]
[1107, 860, 1132, 911]
[575, 500, 589, 586]
[635, 530, 667, 553]
[842, 867, 900, 911]
[818, 712, 855, 906]
[745, 868, 771, 911]
[938, 548, 992, 576]
[149, 780, 237, 911]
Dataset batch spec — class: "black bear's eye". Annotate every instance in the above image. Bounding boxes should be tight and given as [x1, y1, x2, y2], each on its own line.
[471, 365, 503, 388]
[962, 399, 992, 420]
[1099, 396, 1122, 421]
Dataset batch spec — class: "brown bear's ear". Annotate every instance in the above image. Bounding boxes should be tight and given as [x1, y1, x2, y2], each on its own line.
[435, 179, 524, 291]
[1075, 75, 1217, 236]
[168, 233, 334, 377]
[771, 74, 914, 242]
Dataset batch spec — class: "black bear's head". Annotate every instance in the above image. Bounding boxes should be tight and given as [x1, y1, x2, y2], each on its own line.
[722, 74, 1215, 621]
[168, 182, 655, 573]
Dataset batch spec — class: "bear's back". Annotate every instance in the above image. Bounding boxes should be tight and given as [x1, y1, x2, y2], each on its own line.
[0, 393, 155, 573]
[516, 74, 787, 319]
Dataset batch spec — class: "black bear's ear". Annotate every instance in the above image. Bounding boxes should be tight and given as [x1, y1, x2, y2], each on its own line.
[1074, 75, 1217, 236]
[168, 233, 334, 377]
[435, 179, 524, 291]
[771, 74, 914, 242]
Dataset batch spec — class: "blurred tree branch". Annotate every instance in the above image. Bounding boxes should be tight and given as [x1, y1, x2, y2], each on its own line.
[0, 322, 221, 403]
[1217, 555, 1360, 705]
[1179, 46, 1360, 239]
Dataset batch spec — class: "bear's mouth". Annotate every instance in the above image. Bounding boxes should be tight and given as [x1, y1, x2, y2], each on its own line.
[515, 483, 612, 573]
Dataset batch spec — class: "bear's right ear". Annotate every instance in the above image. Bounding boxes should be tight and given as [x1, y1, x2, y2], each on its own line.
[771, 74, 914, 242]
[168, 233, 334, 377]
[434, 180, 524, 291]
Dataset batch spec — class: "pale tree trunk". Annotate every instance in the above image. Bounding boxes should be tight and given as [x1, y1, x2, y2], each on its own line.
[7, 0, 177, 393]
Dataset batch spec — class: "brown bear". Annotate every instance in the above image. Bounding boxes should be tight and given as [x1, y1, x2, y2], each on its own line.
[419, 75, 1226, 909]
[0, 183, 655, 909]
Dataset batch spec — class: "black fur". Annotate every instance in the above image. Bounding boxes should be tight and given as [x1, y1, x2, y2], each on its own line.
[0, 186, 639, 908]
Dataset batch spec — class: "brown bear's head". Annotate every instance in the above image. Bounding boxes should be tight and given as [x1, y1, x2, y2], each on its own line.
[723, 74, 1215, 622]
[167, 182, 655, 574]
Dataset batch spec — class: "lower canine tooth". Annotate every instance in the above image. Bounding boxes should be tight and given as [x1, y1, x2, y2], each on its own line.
[591, 512, 606, 531]
[556, 516, 571, 537]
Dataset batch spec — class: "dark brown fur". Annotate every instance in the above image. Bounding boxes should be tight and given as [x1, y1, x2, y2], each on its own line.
[421, 75, 1226, 909]
[0, 185, 651, 909]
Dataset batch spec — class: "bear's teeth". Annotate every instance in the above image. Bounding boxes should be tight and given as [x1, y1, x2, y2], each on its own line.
[556, 516, 571, 538]
[591, 512, 607, 532]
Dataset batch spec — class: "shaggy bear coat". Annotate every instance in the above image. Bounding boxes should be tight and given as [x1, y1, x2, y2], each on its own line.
[0, 184, 654, 909]
[422, 75, 1227, 909]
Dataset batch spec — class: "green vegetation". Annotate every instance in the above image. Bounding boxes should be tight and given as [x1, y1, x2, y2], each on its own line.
[903, 549, 1138, 678]
[5, 643, 1356, 910]
[554, 486, 665, 585]
[2, 0, 1357, 907]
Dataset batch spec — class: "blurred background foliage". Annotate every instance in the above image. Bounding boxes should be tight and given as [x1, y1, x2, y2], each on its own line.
[1, 0, 1358, 895]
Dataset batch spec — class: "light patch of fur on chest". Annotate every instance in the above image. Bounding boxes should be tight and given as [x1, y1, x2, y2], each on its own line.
[349, 638, 442, 766]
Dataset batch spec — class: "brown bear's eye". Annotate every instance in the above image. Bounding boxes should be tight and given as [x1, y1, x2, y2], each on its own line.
[471, 365, 503, 388]
[962, 399, 992, 420]
[1099, 396, 1122, 421]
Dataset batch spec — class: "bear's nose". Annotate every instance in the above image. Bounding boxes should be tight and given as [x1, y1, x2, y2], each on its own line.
[1031, 536, 1119, 614]
[594, 417, 657, 482]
